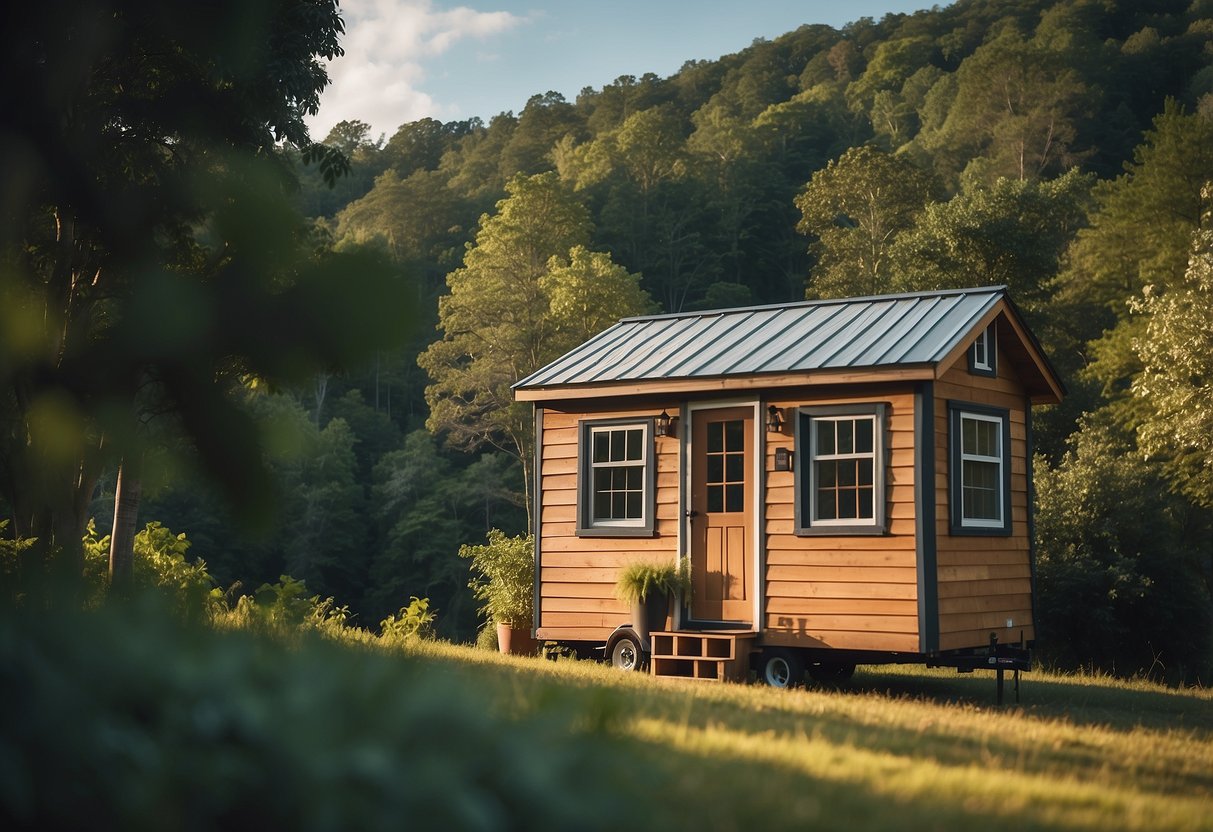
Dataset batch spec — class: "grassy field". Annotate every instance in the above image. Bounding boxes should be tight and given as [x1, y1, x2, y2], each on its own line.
[406, 641, 1213, 832]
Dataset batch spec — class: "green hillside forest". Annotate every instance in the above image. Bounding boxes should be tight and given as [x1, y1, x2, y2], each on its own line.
[3, 0, 1213, 685]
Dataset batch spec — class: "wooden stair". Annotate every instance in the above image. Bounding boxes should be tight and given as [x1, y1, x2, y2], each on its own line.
[650, 630, 756, 682]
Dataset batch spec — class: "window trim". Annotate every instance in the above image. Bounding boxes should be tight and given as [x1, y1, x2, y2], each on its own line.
[576, 417, 657, 537]
[968, 322, 997, 377]
[947, 401, 1013, 536]
[794, 403, 889, 537]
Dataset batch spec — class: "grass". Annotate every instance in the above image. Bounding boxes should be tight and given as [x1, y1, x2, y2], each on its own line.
[402, 641, 1213, 832]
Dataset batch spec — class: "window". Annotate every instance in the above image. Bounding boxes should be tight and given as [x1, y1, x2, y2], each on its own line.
[968, 323, 997, 377]
[577, 419, 655, 536]
[948, 402, 1012, 535]
[796, 404, 887, 535]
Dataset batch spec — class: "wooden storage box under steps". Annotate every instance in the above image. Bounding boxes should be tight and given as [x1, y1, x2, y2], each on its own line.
[650, 631, 756, 682]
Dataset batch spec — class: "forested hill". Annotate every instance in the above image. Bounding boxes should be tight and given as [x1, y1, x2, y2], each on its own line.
[136, 0, 1210, 671]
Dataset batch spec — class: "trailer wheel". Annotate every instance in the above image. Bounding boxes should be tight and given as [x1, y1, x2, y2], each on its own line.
[609, 633, 645, 672]
[807, 662, 856, 683]
[759, 649, 804, 689]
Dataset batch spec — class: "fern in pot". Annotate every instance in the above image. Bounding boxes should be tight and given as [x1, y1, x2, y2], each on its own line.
[460, 529, 536, 655]
[615, 560, 690, 645]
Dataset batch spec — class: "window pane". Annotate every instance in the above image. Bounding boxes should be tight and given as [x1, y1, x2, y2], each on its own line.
[859, 487, 873, 519]
[594, 468, 610, 492]
[725, 419, 744, 452]
[707, 422, 723, 453]
[725, 453, 743, 484]
[593, 432, 609, 463]
[839, 459, 856, 487]
[839, 489, 857, 519]
[707, 455, 723, 484]
[816, 421, 834, 455]
[980, 421, 998, 457]
[726, 484, 744, 512]
[818, 460, 836, 487]
[837, 419, 853, 454]
[855, 418, 873, 454]
[707, 484, 723, 513]
[612, 492, 626, 518]
[626, 492, 641, 519]
[625, 465, 641, 490]
[816, 489, 836, 520]
[626, 428, 642, 461]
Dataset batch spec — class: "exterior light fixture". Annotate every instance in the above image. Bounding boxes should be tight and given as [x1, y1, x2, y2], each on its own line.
[656, 409, 677, 438]
[766, 405, 785, 433]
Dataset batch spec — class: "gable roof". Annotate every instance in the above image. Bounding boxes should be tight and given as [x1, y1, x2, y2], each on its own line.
[514, 286, 1064, 404]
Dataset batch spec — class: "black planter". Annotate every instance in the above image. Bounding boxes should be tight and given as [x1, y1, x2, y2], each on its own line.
[632, 592, 671, 645]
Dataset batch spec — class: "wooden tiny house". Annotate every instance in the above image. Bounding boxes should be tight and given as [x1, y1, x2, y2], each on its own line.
[513, 287, 1064, 687]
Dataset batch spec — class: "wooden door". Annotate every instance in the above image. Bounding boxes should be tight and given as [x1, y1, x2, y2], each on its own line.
[690, 406, 753, 624]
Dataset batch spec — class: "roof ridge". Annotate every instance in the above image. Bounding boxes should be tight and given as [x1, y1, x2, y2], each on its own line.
[618, 285, 1008, 324]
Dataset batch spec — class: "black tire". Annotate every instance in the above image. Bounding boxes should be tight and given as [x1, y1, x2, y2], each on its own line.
[807, 662, 856, 683]
[609, 633, 645, 672]
[759, 648, 805, 688]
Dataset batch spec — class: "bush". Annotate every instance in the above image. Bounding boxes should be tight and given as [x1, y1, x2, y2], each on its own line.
[379, 596, 437, 643]
[0, 600, 644, 831]
[614, 560, 690, 605]
[459, 530, 534, 627]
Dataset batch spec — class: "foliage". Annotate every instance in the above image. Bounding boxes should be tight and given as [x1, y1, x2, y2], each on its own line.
[1130, 222, 1213, 510]
[379, 596, 437, 643]
[1033, 415, 1212, 682]
[615, 560, 692, 605]
[460, 529, 535, 627]
[0, 601, 643, 831]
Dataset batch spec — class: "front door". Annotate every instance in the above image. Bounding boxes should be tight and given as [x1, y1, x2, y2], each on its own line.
[689, 406, 754, 624]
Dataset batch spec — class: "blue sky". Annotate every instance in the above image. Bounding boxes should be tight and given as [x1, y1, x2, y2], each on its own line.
[308, 1, 948, 142]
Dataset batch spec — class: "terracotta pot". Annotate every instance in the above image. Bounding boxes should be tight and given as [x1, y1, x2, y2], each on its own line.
[496, 622, 539, 655]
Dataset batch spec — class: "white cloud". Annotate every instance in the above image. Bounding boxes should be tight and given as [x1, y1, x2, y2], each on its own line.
[307, 0, 525, 141]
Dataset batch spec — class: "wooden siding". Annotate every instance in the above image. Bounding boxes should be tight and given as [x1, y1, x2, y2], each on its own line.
[934, 347, 1036, 652]
[536, 404, 681, 642]
[762, 387, 920, 654]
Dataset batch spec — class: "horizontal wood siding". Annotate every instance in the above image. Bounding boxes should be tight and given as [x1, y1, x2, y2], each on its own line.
[762, 387, 920, 653]
[536, 404, 680, 642]
[935, 354, 1036, 652]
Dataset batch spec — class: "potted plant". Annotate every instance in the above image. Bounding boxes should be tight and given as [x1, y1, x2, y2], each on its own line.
[615, 560, 691, 645]
[459, 529, 537, 655]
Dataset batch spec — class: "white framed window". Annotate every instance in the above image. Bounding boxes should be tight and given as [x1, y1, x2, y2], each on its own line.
[948, 402, 1011, 535]
[796, 404, 888, 535]
[968, 323, 997, 377]
[577, 420, 655, 536]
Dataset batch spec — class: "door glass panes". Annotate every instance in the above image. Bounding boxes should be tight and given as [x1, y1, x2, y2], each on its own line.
[705, 419, 745, 513]
[812, 415, 876, 523]
[590, 426, 646, 523]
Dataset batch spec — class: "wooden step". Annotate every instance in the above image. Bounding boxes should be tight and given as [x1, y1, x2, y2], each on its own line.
[650, 631, 756, 683]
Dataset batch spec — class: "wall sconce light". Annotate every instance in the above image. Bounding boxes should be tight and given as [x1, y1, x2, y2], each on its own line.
[655, 409, 678, 438]
[766, 405, 785, 433]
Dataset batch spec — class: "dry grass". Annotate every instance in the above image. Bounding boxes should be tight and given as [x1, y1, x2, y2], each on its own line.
[402, 641, 1213, 831]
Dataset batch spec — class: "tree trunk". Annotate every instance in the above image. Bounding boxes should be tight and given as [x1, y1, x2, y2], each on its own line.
[109, 457, 143, 597]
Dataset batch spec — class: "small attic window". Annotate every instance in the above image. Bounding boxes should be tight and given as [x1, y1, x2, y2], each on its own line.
[968, 322, 996, 377]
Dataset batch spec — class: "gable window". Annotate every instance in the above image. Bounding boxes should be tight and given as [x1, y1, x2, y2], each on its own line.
[577, 419, 656, 536]
[948, 402, 1012, 535]
[795, 404, 888, 535]
[968, 323, 997, 377]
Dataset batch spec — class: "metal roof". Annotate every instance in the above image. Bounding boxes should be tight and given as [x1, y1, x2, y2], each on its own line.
[515, 286, 1010, 391]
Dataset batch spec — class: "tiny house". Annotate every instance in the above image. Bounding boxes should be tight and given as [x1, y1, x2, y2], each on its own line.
[513, 286, 1064, 688]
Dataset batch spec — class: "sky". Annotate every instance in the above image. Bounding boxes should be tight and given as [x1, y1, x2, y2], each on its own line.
[307, 0, 948, 142]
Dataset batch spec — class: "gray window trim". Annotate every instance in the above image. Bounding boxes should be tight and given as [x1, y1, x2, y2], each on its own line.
[794, 403, 889, 537]
[967, 322, 998, 378]
[576, 417, 657, 538]
[948, 401, 1013, 536]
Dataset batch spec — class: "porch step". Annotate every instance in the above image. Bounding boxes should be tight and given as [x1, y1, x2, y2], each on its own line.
[650, 631, 757, 683]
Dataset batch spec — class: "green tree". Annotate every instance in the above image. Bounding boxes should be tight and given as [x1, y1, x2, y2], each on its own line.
[1130, 220, 1213, 510]
[795, 145, 935, 298]
[542, 247, 656, 345]
[0, 1, 411, 600]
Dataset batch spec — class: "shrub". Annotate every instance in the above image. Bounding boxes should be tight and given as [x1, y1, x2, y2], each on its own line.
[614, 560, 690, 605]
[459, 529, 534, 627]
[379, 596, 437, 643]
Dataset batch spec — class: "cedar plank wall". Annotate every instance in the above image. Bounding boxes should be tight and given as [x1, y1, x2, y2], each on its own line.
[536, 403, 681, 643]
[762, 386, 920, 653]
[934, 347, 1036, 651]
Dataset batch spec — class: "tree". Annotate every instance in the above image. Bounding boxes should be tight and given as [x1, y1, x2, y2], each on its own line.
[0, 1, 411, 600]
[1130, 219, 1213, 510]
[419, 173, 652, 523]
[795, 145, 935, 298]
[542, 247, 656, 345]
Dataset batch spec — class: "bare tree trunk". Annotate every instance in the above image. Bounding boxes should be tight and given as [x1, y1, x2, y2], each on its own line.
[109, 457, 143, 597]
